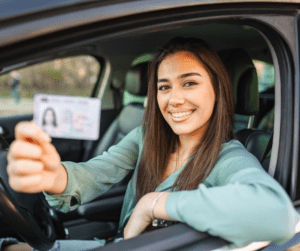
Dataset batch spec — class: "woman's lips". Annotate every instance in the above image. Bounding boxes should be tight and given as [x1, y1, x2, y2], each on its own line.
[170, 110, 194, 121]
[171, 111, 193, 118]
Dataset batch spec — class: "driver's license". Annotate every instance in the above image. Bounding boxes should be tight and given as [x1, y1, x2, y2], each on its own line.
[33, 94, 101, 140]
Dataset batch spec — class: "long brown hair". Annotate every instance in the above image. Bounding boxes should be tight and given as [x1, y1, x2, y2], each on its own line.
[136, 37, 235, 199]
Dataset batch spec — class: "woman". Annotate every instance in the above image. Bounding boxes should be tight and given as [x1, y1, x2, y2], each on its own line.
[2, 37, 299, 250]
[42, 107, 58, 135]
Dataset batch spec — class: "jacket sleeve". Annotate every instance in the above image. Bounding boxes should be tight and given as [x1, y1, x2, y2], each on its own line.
[44, 126, 142, 213]
[165, 140, 300, 247]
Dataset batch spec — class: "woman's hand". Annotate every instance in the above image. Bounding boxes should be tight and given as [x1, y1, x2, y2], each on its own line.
[123, 192, 172, 239]
[6, 121, 68, 194]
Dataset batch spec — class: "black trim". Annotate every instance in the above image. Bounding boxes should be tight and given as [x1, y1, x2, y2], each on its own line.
[291, 13, 300, 201]
[91, 56, 106, 98]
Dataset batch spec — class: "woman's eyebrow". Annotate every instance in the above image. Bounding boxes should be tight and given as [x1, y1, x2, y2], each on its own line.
[157, 78, 169, 83]
[179, 72, 202, 79]
[157, 72, 201, 84]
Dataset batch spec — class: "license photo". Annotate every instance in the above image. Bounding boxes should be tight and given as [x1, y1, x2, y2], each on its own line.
[33, 94, 101, 140]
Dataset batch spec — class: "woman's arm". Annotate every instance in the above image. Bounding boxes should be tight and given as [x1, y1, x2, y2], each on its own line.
[124, 192, 173, 239]
[44, 126, 143, 212]
[163, 142, 300, 247]
[125, 141, 300, 247]
[126, 170, 299, 246]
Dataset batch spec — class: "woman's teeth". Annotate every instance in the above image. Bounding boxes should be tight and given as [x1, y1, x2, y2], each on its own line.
[171, 111, 193, 118]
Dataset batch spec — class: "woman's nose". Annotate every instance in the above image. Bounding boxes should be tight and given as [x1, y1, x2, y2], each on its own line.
[169, 87, 185, 106]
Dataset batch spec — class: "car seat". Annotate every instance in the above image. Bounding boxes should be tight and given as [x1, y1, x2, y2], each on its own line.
[220, 49, 272, 172]
[90, 61, 148, 158]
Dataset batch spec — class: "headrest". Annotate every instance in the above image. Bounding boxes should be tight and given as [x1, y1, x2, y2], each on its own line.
[219, 49, 259, 115]
[235, 128, 271, 166]
[124, 61, 148, 96]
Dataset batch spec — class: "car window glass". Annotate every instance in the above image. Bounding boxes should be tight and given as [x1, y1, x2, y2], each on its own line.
[123, 53, 153, 106]
[253, 60, 275, 93]
[0, 55, 100, 117]
[253, 60, 275, 134]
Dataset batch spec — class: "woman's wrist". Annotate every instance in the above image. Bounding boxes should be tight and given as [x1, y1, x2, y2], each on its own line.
[142, 192, 173, 222]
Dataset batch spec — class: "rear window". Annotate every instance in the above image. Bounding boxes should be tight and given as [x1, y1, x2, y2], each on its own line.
[0, 55, 101, 117]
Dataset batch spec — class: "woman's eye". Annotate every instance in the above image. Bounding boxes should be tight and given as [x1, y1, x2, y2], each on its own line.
[184, 81, 196, 87]
[158, 85, 170, 91]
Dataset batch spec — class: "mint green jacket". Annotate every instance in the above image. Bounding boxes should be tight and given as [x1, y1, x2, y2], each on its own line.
[45, 126, 300, 247]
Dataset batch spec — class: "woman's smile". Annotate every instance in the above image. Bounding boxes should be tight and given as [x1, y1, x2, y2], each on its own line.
[169, 110, 195, 122]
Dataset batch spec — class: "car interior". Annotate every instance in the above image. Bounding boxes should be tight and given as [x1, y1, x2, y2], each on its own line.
[0, 20, 278, 250]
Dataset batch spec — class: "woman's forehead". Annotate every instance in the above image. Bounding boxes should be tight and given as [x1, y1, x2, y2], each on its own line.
[158, 51, 206, 77]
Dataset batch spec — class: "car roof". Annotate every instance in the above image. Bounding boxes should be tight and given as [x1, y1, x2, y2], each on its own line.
[1, 0, 298, 50]
[1, 0, 299, 21]
[0, 0, 276, 80]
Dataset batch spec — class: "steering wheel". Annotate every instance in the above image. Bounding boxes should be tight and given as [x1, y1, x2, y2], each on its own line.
[0, 150, 65, 251]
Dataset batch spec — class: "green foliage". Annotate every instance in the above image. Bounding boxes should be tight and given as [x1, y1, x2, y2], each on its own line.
[41, 69, 63, 83]
[0, 55, 100, 100]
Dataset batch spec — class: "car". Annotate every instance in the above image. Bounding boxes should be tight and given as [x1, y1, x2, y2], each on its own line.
[0, 0, 299, 250]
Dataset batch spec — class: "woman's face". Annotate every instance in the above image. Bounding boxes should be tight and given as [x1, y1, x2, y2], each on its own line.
[157, 51, 216, 138]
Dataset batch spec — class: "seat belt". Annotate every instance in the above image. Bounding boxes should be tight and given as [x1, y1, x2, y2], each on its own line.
[260, 130, 273, 164]
[260, 130, 274, 176]
[111, 82, 122, 117]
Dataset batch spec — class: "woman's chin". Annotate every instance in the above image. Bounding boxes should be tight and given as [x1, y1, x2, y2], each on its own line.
[170, 124, 206, 139]
[171, 127, 195, 137]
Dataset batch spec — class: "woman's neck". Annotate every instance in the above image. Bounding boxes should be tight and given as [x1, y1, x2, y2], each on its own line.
[177, 134, 202, 158]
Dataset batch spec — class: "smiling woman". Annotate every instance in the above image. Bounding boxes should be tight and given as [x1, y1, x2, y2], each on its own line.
[1, 37, 299, 251]
[137, 37, 234, 198]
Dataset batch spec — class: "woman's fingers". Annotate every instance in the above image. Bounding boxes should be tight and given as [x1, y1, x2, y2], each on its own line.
[40, 142, 61, 171]
[7, 159, 44, 176]
[7, 160, 56, 193]
[7, 159, 46, 193]
[8, 174, 44, 193]
[15, 121, 51, 144]
[7, 140, 43, 161]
